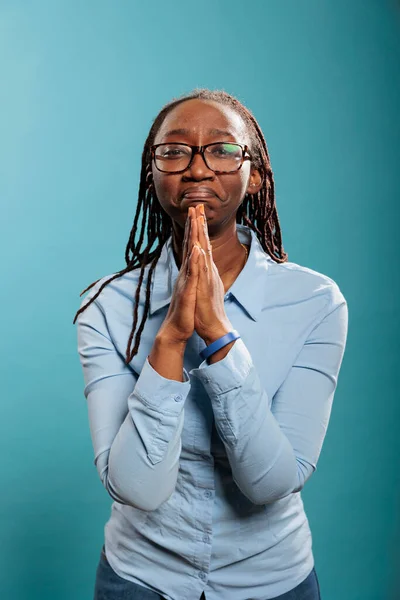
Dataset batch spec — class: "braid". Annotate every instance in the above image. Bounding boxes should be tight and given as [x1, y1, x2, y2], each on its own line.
[73, 88, 288, 364]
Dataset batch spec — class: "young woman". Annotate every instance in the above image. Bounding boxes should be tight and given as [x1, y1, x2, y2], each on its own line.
[74, 88, 348, 600]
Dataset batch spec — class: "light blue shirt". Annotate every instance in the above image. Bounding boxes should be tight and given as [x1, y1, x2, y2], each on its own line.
[77, 224, 348, 600]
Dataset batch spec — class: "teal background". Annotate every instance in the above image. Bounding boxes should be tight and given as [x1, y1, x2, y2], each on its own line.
[1, 1, 399, 598]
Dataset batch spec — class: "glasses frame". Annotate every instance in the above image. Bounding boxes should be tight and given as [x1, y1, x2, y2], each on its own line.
[150, 142, 252, 174]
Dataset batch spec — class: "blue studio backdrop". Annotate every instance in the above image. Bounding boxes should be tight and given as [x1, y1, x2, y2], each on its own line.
[0, 2, 399, 599]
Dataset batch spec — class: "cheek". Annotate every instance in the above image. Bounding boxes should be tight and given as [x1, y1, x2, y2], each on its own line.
[152, 176, 172, 210]
[152, 171, 164, 195]
[151, 174, 183, 223]
[152, 171, 179, 201]
[238, 163, 251, 187]
[225, 168, 250, 199]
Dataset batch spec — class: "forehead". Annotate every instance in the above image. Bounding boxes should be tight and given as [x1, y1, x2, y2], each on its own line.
[154, 99, 248, 143]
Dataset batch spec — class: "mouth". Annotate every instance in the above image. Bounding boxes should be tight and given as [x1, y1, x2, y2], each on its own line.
[182, 191, 216, 198]
[181, 186, 218, 200]
[181, 196, 212, 206]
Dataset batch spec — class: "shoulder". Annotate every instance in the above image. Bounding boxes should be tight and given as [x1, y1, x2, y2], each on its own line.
[265, 256, 347, 314]
[77, 266, 149, 316]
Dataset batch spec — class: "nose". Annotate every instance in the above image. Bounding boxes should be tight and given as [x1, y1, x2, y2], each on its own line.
[184, 149, 214, 179]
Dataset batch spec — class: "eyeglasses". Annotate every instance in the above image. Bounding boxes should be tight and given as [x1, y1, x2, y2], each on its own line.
[150, 142, 252, 174]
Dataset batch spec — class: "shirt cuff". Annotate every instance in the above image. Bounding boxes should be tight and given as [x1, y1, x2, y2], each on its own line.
[189, 337, 252, 396]
[129, 357, 190, 465]
[133, 356, 191, 414]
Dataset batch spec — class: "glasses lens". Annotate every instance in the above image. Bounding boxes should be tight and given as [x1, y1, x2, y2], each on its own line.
[205, 143, 243, 172]
[154, 144, 192, 172]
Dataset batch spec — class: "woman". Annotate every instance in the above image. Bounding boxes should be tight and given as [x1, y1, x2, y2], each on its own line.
[74, 88, 348, 600]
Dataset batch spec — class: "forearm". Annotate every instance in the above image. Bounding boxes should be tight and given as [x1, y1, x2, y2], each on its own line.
[105, 334, 190, 510]
[190, 295, 347, 505]
[105, 404, 185, 510]
[212, 383, 300, 504]
[190, 338, 312, 505]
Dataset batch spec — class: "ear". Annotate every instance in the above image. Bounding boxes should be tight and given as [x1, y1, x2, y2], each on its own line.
[246, 167, 263, 195]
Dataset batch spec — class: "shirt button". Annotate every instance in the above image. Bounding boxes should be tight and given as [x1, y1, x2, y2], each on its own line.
[199, 571, 207, 581]
[203, 534, 210, 543]
[204, 490, 212, 499]
[173, 394, 183, 402]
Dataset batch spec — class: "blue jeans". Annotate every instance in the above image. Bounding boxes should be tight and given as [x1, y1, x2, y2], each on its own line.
[94, 545, 321, 599]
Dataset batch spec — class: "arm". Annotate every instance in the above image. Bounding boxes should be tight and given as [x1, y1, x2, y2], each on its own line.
[77, 294, 190, 511]
[190, 286, 348, 505]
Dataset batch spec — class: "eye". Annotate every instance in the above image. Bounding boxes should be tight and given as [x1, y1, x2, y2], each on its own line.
[156, 144, 191, 159]
[209, 143, 241, 158]
[164, 149, 184, 157]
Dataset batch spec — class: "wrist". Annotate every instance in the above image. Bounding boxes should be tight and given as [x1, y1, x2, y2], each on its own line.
[203, 324, 231, 346]
[156, 329, 188, 353]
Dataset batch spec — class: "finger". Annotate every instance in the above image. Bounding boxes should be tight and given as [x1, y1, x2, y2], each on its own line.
[196, 204, 212, 270]
[182, 210, 191, 264]
[191, 205, 199, 251]
[186, 206, 196, 264]
[185, 243, 200, 286]
[197, 246, 209, 291]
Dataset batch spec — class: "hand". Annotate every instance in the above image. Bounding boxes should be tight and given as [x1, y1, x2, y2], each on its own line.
[191, 204, 232, 344]
[158, 207, 202, 344]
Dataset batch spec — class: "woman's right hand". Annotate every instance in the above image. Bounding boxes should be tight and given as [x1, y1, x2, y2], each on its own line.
[158, 207, 201, 344]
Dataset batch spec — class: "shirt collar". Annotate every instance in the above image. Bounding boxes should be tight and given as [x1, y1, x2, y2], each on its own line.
[149, 224, 272, 321]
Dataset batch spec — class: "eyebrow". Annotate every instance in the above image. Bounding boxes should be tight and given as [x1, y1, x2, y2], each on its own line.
[163, 127, 236, 138]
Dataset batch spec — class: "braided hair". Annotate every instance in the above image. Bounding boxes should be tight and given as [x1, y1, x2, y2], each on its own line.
[73, 88, 288, 364]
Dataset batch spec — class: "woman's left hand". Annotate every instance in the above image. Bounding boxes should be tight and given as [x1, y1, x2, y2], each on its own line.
[189, 204, 232, 345]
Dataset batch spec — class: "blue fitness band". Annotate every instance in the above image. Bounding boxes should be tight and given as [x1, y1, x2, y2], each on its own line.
[199, 330, 241, 361]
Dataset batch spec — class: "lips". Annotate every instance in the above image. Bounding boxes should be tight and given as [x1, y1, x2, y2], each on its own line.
[183, 191, 215, 197]
[181, 187, 217, 200]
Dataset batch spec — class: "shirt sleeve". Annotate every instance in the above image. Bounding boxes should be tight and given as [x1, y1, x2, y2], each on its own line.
[76, 292, 191, 510]
[189, 285, 348, 505]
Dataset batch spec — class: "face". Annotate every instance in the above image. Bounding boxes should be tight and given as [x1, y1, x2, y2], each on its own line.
[151, 99, 262, 234]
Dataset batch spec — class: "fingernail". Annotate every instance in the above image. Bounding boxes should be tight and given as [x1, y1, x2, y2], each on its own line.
[199, 204, 205, 216]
